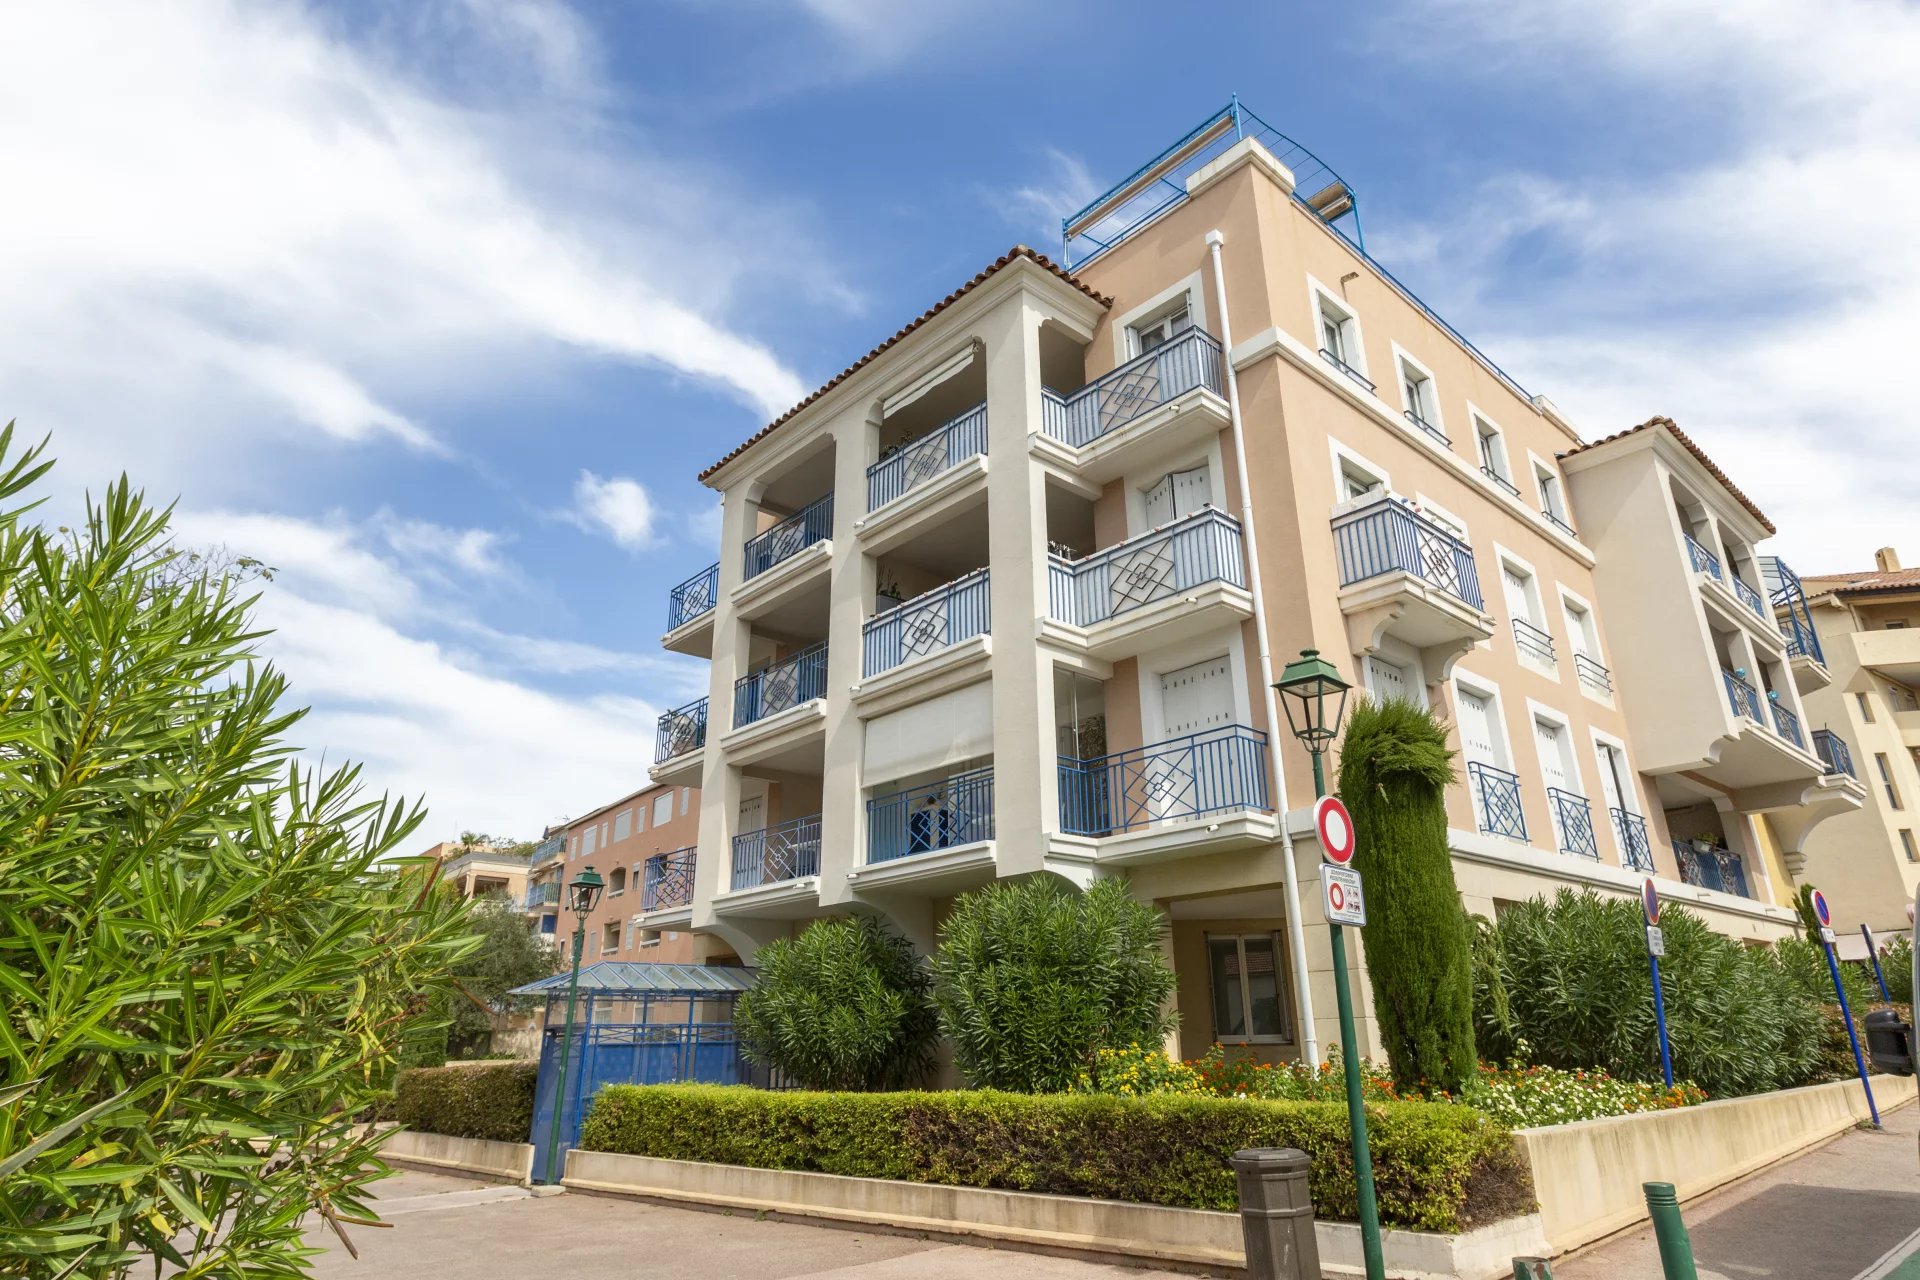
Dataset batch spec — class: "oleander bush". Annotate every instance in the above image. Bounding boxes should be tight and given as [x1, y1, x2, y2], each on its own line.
[395, 1061, 538, 1143]
[579, 1083, 1534, 1233]
[1886, 936, 1915, 1005]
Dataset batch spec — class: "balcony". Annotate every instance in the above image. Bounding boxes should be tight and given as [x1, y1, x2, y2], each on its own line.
[1317, 346, 1375, 393]
[1812, 728, 1856, 779]
[1512, 617, 1556, 668]
[641, 847, 696, 915]
[1467, 761, 1527, 842]
[867, 403, 986, 513]
[1043, 508, 1250, 659]
[730, 815, 822, 891]
[1331, 496, 1493, 677]
[531, 832, 566, 864]
[664, 562, 719, 656]
[524, 881, 560, 910]
[1574, 653, 1613, 697]
[1722, 669, 1763, 722]
[1673, 841, 1752, 899]
[1612, 808, 1654, 872]
[867, 768, 995, 864]
[1731, 575, 1767, 619]
[651, 696, 708, 785]
[1851, 627, 1920, 686]
[1056, 726, 1274, 864]
[1546, 788, 1600, 860]
[1685, 534, 1724, 582]
[863, 569, 990, 679]
[1036, 330, 1228, 482]
[743, 493, 833, 579]
[733, 643, 827, 729]
[1769, 699, 1804, 749]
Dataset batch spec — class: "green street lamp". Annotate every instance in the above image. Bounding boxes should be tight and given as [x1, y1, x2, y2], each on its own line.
[1273, 649, 1382, 1280]
[540, 864, 604, 1185]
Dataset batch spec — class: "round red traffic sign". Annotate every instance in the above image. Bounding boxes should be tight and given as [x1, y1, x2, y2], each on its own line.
[1315, 795, 1356, 865]
[1810, 888, 1831, 928]
[1329, 881, 1349, 912]
[1641, 877, 1660, 926]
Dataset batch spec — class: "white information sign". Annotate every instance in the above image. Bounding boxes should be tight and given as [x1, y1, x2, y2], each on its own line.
[1820, 926, 1836, 944]
[1322, 863, 1366, 927]
[1645, 925, 1665, 957]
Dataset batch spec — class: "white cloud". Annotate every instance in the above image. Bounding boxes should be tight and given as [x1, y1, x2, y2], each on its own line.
[569, 471, 660, 551]
[1000, 148, 1102, 244]
[375, 514, 515, 580]
[1380, 0, 1920, 571]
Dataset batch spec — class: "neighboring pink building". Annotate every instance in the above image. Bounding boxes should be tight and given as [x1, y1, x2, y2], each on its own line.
[548, 782, 727, 967]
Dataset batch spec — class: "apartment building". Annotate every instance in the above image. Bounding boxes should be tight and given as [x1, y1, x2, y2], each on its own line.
[523, 828, 566, 944]
[645, 101, 1854, 1061]
[424, 841, 531, 904]
[553, 782, 718, 967]
[1774, 548, 1920, 937]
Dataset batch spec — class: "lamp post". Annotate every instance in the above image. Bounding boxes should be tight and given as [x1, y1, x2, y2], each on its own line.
[541, 864, 604, 1185]
[1274, 649, 1382, 1280]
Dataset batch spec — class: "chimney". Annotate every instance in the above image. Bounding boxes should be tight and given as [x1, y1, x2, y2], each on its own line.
[1875, 546, 1902, 573]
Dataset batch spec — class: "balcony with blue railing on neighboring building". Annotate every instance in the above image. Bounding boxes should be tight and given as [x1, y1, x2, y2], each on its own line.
[1764, 555, 1830, 690]
[743, 493, 834, 581]
[729, 815, 822, 892]
[1467, 761, 1527, 842]
[1813, 728, 1857, 778]
[525, 881, 560, 910]
[655, 696, 708, 766]
[1039, 329, 1225, 476]
[1673, 840, 1752, 898]
[641, 847, 696, 913]
[864, 569, 989, 678]
[734, 643, 828, 729]
[1046, 508, 1247, 656]
[1058, 726, 1270, 840]
[1546, 788, 1600, 860]
[868, 768, 995, 864]
[1611, 808, 1654, 872]
[531, 832, 566, 865]
[868, 404, 987, 512]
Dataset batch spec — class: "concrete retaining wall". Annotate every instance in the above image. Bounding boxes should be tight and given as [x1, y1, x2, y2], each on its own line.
[382, 1128, 535, 1183]
[563, 1149, 1549, 1280]
[1516, 1073, 1915, 1252]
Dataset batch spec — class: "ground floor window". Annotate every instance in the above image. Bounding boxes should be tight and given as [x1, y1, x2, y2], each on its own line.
[1206, 932, 1291, 1044]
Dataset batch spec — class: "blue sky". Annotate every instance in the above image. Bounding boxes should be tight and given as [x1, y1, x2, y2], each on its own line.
[3, 0, 1915, 837]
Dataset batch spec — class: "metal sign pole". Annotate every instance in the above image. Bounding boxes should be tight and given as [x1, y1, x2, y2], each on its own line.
[1643, 880, 1673, 1089]
[1649, 947, 1674, 1090]
[1862, 923, 1892, 1001]
[1814, 891, 1879, 1128]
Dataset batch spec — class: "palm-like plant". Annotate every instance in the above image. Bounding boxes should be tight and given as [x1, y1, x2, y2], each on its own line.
[0, 427, 475, 1276]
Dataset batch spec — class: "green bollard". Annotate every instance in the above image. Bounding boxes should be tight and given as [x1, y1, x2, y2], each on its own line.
[1512, 1258, 1553, 1279]
[1644, 1182, 1699, 1280]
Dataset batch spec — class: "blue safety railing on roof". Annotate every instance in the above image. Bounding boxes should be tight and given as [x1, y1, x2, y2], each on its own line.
[1061, 98, 1535, 404]
[1763, 557, 1826, 665]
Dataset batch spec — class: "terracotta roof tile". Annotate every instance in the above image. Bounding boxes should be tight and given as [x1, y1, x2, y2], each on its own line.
[1799, 568, 1920, 596]
[1558, 415, 1774, 534]
[698, 246, 1111, 483]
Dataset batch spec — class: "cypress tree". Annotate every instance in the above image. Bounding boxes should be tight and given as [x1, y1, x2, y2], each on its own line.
[1337, 696, 1476, 1094]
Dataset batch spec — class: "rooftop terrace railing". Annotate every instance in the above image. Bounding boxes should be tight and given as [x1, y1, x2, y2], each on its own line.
[867, 403, 986, 511]
[1331, 497, 1483, 609]
[743, 494, 833, 581]
[1040, 329, 1222, 449]
[1047, 507, 1245, 628]
[863, 569, 989, 678]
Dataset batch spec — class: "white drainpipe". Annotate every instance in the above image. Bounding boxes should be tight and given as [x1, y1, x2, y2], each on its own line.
[1207, 228, 1320, 1066]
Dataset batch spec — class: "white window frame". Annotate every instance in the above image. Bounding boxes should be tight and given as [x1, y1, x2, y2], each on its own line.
[1328, 439, 1390, 512]
[1528, 700, 1589, 856]
[1451, 668, 1516, 771]
[1528, 449, 1570, 525]
[1362, 637, 1431, 710]
[1136, 632, 1257, 748]
[653, 792, 674, 827]
[1392, 343, 1443, 437]
[1113, 272, 1208, 364]
[680, 786, 691, 816]
[1307, 275, 1368, 381]
[613, 809, 632, 843]
[1558, 586, 1610, 703]
[1495, 543, 1556, 674]
[581, 825, 597, 857]
[1588, 727, 1642, 861]
[1469, 407, 1514, 489]
[1128, 443, 1227, 537]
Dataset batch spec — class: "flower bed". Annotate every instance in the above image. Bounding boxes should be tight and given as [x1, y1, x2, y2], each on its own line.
[1075, 1045, 1705, 1128]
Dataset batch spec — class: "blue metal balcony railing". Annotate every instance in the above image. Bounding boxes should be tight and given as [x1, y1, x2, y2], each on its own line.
[641, 847, 696, 912]
[1611, 809, 1655, 872]
[1770, 698, 1804, 748]
[1318, 347, 1376, 393]
[1512, 616, 1556, 666]
[863, 569, 989, 677]
[1685, 534, 1724, 582]
[668, 563, 719, 631]
[1574, 653, 1613, 696]
[1731, 575, 1766, 619]
[734, 643, 828, 728]
[1541, 508, 1578, 539]
[1480, 465, 1521, 499]
[1331, 498, 1483, 609]
[1813, 728, 1856, 778]
[655, 696, 708, 764]
[532, 832, 566, 864]
[1403, 409, 1449, 448]
[1764, 556, 1825, 665]
[867, 404, 987, 511]
[1546, 787, 1600, 860]
[1781, 614, 1823, 663]
[1723, 669, 1763, 722]
[868, 768, 995, 864]
[1467, 761, 1527, 842]
[1040, 329, 1224, 449]
[525, 881, 560, 909]
[1674, 841, 1752, 899]
[743, 494, 833, 580]
[1048, 508, 1245, 627]
[731, 815, 822, 891]
[1057, 726, 1270, 836]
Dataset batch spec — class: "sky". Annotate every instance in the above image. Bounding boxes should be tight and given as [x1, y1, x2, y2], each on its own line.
[3, 0, 1915, 839]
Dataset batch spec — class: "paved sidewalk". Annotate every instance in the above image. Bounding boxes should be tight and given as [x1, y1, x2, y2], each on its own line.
[307, 1168, 1219, 1280]
[1557, 1097, 1919, 1280]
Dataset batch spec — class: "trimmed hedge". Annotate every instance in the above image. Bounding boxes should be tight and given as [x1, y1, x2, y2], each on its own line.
[395, 1060, 538, 1143]
[578, 1084, 1534, 1234]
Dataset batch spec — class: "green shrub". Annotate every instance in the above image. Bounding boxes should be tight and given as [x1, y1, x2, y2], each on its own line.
[1886, 936, 1915, 1004]
[932, 876, 1175, 1093]
[1473, 890, 1823, 1097]
[1338, 697, 1474, 1094]
[579, 1084, 1534, 1233]
[734, 914, 937, 1090]
[395, 1061, 538, 1142]
[1777, 935, 1871, 1010]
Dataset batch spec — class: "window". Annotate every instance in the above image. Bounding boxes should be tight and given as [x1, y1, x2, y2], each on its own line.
[581, 825, 597, 857]
[1877, 753, 1903, 809]
[600, 921, 620, 953]
[1143, 463, 1211, 526]
[607, 867, 627, 895]
[654, 793, 674, 826]
[1859, 691, 1877, 723]
[1891, 683, 1919, 713]
[1889, 620, 1909, 630]
[1397, 355, 1441, 439]
[1206, 933, 1291, 1043]
[680, 787, 691, 816]
[1315, 292, 1364, 380]
[1502, 562, 1555, 668]
[1474, 416, 1514, 492]
[1563, 598, 1608, 694]
[1337, 456, 1386, 504]
[1534, 461, 1570, 529]
[613, 810, 632, 842]
[635, 802, 647, 833]
[1903, 830, 1919, 863]
[1128, 294, 1192, 354]
[599, 821, 609, 847]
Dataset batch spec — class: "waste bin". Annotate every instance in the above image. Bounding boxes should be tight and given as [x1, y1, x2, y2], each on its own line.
[1865, 1009, 1914, 1077]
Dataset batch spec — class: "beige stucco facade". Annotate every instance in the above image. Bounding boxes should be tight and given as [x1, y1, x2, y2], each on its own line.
[644, 130, 1855, 1064]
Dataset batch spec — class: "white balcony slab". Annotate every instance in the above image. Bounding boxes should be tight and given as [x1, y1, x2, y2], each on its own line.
[1696, 575, 1787, 654]
[1047, 809, 1279, 868]
[648, 747, 705, 788]
[718, 699, 827, 767]
[854, 455, 988, 557]
[846, 840, 997, 896]
[732, 539, 832, 623]
[851, 634, 992, 717]
[1038, 581, 1253, 663]
[1337, 570, 1495, 682]
[660, 609, 715, 659]
[637, 904, 693, 929]
[710, 876, 822, 919]
[1787, 651, 1832, 695]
